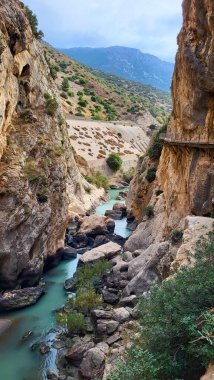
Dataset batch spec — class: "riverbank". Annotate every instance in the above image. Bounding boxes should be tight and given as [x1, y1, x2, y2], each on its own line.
[0, 188, 130, 380]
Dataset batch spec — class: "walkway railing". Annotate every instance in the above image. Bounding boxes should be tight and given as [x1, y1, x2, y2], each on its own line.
[159, 133, 214, 148]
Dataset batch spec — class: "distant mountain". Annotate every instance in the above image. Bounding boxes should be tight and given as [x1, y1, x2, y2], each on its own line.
[59, 46, 174, 92]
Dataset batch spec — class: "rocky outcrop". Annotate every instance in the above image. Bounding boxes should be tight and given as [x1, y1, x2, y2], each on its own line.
[0, 282, 45, 311]
[0, 0, 97, 291]
[77, 215, 115, 237]
[80, 242, 121, 264]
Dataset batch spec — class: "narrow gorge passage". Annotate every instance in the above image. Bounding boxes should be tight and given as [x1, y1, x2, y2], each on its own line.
[0, 189, 130, 380]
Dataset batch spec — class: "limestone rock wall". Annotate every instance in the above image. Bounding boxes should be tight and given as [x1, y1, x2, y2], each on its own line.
[158, 0, 214, 223]
[128, 0, 214, 237]
[0, 0, 91, 289]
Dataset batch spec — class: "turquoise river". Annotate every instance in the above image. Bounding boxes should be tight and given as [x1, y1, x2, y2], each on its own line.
[0, 189, 131, 380]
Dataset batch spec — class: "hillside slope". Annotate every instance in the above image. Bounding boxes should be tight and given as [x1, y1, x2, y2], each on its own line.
[44, 44, 171, 126]
[59, 46, 174, 92]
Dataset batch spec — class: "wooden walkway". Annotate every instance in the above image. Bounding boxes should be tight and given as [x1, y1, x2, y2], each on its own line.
[159, 133, 214, 149]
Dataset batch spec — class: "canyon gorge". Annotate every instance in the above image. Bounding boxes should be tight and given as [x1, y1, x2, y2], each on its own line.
[0, 0, 213, 380]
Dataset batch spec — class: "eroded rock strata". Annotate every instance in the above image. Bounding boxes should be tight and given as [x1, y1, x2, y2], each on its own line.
[0, 0, 100, 292]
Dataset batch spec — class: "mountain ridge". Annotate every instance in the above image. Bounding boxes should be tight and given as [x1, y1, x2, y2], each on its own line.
[59, 45, 174, 92]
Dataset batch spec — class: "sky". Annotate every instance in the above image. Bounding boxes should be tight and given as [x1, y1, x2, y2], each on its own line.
[25, 0, 183, 62]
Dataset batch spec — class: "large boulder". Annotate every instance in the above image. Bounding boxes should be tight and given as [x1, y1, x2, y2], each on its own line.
[79, 346, 106, 379]
[127, 242, 169, 280]
[80, 242, 121, 264]
[102, 289, 119, 304]
[112, 308, 130, 323]
[96, 319, 119, 336]
[105, 210, 123, 220]
[60, 247, 77, 260]
[125, 242, 170, 297]
[113, 203, 127, 217]
[77, 215, 115, 237]
[0, 283, 45, 311]
[66, 340, 95, 364]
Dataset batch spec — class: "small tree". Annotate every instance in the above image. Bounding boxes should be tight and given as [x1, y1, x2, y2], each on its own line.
[25, 6, 44, 39]
[44, 93, 58, 116]
[106, 153, 123, 171]
[62, 78, 69, 92]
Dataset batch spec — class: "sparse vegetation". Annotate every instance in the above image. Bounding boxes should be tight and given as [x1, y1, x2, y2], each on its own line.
[143, 205, 154, 218]
[170, 229, 183, 245]
[109, 232, 214, 380]
[44, 93, 58, 116]
[57, 312, 86, 336]
[148, 125, 167, 160]
[62, 77, 69, 92]
[85, 172, 109, 190]
[146, 167, 156, 183]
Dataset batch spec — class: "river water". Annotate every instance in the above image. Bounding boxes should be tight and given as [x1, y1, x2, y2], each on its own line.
[0, 189, 131, 380]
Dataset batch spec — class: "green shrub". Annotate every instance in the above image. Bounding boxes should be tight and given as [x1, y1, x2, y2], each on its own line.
[170, 229, 183, 245]
[85, 172, 109, 190]
[107, 153, 123, 171]
[70, 287, 103, 314]
[57, 312, 86, 335]
[59, 62, 68, 71]
[25, 6, 44, 39]
[78, 78, 88, 86]
[78, 98, 88, 108]
[109, 232, 214, 380]
[84, 175, 93, 184]
[44, 93, 58, 116]
[75, 259, 111, 289]
[148, 125, 167, 160]
[62, 77, 69, 92]
[143, 205, 154, 218]
[146, 168, 156, 183]
[92, 114, 102, 120]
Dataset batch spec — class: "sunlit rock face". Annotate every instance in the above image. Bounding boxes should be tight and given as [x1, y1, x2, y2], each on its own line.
[158, 0, 214, 222]
[128, 0, 214, 237]
[0, 0, 86, 290]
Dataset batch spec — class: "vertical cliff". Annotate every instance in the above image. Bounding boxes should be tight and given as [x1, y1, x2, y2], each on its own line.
[0, 0, 90, 290]
[128, 0, 214, 238]
[158, 0, 214, 228]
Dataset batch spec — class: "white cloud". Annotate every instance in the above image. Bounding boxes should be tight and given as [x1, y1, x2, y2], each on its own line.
[25, 0, 182, 61]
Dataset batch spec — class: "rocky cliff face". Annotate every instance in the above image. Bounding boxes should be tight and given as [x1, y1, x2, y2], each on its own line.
[128, 0, 214, 237]
[0, 0, 94, 290]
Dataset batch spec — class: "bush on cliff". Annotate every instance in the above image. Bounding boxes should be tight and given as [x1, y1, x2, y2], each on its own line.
[109, 232, 214, 380]
[146, 168, 156, 183]
[24, 6, 44, 39]
[106, 153, 123, 171]
[44, 93, 58, 116]
[148, 125, 167, 160]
